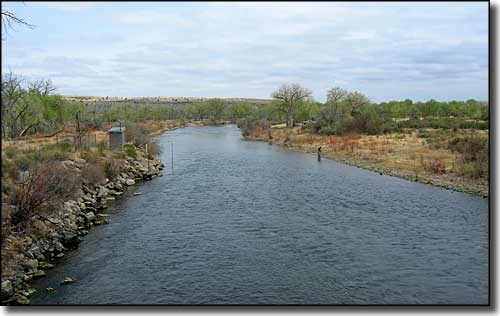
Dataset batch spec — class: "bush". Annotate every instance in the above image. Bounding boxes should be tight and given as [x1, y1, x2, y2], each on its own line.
[4, 146, 19, 159]
[124, 144, 137, 158]
[97, 141, 108, 156]
[13, 154, 33, 172]
[104, 158, 125, 180]
[125, 124, 150, 146]
[348, 110, 384, 135]
[81, 162, 106, 184]
[9, 161, 79, 227]
[81, 149, 102, 163]
[396, 118, 488, 130]
[448, 134, 488, 179]
[237, 117, 270, 137]
[146, 141, 160, 157]
[421, 158, 447, 174]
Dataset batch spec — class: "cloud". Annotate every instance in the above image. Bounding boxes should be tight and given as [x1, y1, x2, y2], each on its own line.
[35, 2, 97, 12]
[1, 2, 488, 101]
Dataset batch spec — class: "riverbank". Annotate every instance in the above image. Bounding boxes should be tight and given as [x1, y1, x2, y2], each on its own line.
[1, 147, 164, 305]
[245, 128, 488, 197]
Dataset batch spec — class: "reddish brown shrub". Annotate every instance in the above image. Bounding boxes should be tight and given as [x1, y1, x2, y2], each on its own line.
[9, 161, 79, 227]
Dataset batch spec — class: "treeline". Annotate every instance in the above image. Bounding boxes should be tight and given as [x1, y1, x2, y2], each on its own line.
[1, 73, 84, 139]
[237, 85, 488, 136]
[1, 74, 489, 140]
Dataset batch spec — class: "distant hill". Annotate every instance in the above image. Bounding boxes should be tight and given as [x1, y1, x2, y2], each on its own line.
[63, 96, 273, 107]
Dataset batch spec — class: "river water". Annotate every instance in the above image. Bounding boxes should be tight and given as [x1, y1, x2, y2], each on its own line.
[30, 125, 488, 305]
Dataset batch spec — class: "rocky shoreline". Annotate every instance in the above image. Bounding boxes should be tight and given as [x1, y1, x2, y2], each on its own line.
[1, 149, 164, 305]
[246, 136, 488, 198]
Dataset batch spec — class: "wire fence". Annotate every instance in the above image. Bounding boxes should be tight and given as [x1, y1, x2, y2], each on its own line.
[55, 133, 98, 150]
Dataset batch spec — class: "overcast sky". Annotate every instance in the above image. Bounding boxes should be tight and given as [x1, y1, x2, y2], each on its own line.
[1, 1, 488, 102]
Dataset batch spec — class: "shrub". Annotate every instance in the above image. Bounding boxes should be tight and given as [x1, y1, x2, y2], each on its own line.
[13, 154, 34, 172]
[97, 141, 108, 156]
[396, 118, 488, 130]
[124, 144, 137, 158]
[448, 134, 488, 179]
[104, 158, 125, 180]
[237, 117, 270, 137]
[4, 146, 19, 159]
[421, 158, 447, 174]
[146, 140, 160, 157]
[81, 149, 101, 163]
[1, 204, 13, 245]
[9, 161, 79, 227]
[348, 110, 385, 134]
[81, 162, 106, 184]
[125, 124, 150, 146]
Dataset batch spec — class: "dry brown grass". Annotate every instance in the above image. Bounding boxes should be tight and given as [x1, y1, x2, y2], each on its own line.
[253, 127, 482, 179]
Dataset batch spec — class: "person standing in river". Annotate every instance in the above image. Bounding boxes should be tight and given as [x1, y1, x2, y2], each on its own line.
[317, 146, 322, 161]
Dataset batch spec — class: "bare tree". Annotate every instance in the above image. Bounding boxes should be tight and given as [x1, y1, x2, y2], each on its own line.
[345, 91, 371, 113]
[271, 83, 312, 128]
[326, 87, 348, 105]
[1, 72, 30, 138]
[28, 79, 56, 95]
[1, 9, 35, 40]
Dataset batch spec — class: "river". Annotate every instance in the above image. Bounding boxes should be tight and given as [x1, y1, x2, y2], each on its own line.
[30, 124, 488, 305]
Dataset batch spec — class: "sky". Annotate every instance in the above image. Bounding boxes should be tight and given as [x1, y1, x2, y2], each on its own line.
[1, 1, 489, 102]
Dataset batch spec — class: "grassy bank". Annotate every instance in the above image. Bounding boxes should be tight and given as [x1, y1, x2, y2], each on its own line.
[245, 127, 488, 197]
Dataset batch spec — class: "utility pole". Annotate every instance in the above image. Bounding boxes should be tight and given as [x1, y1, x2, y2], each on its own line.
[75, 111, 81, 151]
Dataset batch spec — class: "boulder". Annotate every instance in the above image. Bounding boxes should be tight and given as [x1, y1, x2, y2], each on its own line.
[61, 277, 76, 284]
[26, 245, 44, 261]
[61, 231, 79, 248]
[30, 270, 46, 279]
[21, 259, 38, 271]
[1, 280, 13, 298]
[125, 179, 135, 186]
[84, 211, 96, 223]
[97, 186, 109, 198]
[38, 262, 55, 269]
[14, 294, 30, 305]
[53, 240, 65, 253]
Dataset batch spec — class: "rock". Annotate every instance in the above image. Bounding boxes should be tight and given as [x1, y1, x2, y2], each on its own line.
[14, 294, 30, 305]
[115, 182, 123, 191]
[21, 259, 38, 271]
[84, 211, 96, 223]
[46, 217, 63, 225]
[133, 192, 142, 196]
[61, 231, 79, 248]
[20, 288, 36, 297]
[55, 253, 64, 258]
[105, 196, 116, 201]
[125, 179, 135, 186]
[61, 277, 76, 284]
[97, 186, 109, 198]
[95, 219, 109, 225]
[26, 245, 44, 261]
[77, 229, 89, 236]
[82, 195, 96, 204]
[22, 274, 32, 282]
[38, 262, 55, 269]
[30, 270, 46, 279]
[53, 240, 65, 253]
[2, 280, 13, 298]
[46, 287, 55, 292]
[74, 157, 86, 165]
